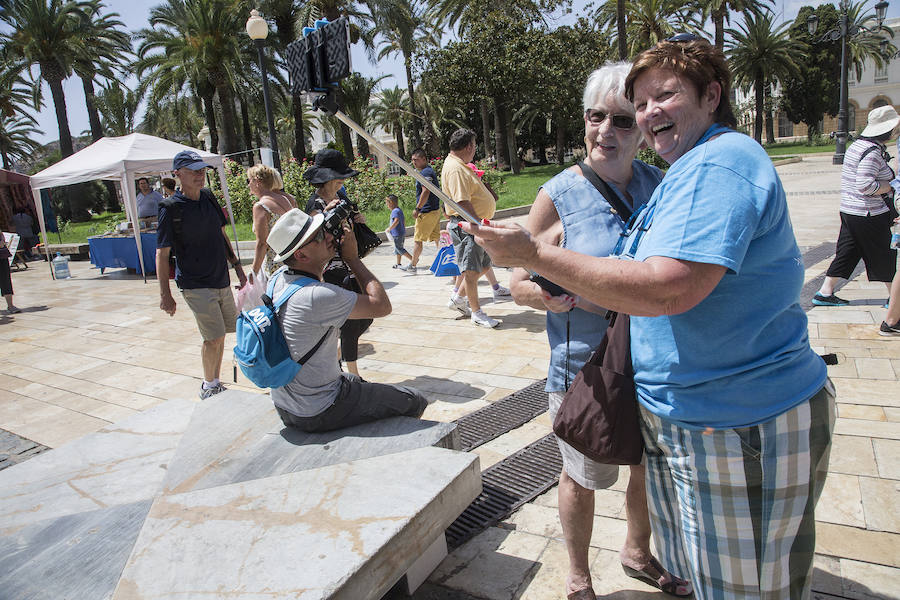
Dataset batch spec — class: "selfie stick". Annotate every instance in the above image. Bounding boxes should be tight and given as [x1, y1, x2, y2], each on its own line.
[311, 92, 480, 225]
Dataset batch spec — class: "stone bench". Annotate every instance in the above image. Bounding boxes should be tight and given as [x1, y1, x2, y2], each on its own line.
[0, 390, 481, 599]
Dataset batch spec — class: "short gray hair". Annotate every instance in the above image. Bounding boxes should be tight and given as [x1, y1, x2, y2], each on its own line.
[582, 61, 633, 112]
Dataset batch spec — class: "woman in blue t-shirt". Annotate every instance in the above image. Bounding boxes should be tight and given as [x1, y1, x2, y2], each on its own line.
[463, 37, 831, 599]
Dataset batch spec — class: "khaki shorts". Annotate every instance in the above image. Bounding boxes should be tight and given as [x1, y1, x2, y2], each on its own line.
[548, 391, 620, 490]
[413, 210, 442, 243]
[182, 287, 237, 341]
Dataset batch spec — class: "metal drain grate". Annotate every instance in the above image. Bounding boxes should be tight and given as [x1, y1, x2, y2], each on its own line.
[446, 433, 562, 550]
[802, 241, 836, 268]
[0, 430, 49, 472]
[454, 379, 549, 451]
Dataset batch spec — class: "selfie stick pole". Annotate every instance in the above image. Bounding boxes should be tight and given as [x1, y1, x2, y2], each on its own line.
[313, 93, 480, 225]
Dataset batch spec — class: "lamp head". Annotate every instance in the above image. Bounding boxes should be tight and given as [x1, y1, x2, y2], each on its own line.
[246, 9, 268, 40]
[807, 13, 819, 36]
[875, 1, 889, 25]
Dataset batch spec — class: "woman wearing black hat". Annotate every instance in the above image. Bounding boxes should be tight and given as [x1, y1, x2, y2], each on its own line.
[303, 149, 370, 376]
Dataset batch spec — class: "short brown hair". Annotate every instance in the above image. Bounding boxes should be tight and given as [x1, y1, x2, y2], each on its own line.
[625, 38, 736, 129]
[161, 178, 176, 191]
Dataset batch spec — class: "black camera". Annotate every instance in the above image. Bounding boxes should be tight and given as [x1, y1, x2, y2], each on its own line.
[322, 198, 354, 240]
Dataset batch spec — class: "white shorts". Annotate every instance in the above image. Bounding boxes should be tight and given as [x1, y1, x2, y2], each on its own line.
[548, 391, 620, 490]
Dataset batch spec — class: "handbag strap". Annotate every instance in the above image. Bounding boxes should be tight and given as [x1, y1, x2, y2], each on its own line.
[577, 161, 634, 223]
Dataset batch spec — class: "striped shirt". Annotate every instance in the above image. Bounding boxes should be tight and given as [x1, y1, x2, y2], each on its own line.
[840, 139, 894, 216]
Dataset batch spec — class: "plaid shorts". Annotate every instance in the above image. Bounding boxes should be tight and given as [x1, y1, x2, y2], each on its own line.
[639, 380, 835, 599]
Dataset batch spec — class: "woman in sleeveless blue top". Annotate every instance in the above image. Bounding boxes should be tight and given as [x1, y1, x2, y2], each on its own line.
[509, 62, 690, 600]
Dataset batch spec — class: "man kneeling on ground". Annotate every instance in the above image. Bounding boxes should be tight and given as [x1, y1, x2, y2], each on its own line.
[267, 208, 428, 432]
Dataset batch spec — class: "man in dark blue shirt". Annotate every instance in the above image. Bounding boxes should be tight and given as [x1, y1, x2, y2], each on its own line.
[156, 150, 246, 399]
[409, 148, 441, 273]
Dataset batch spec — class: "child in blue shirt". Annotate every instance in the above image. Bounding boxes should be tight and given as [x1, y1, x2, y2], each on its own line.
[385, 194, 414, 271]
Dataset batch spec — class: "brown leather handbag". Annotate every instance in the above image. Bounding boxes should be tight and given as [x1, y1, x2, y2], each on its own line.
[552, 311, 644, 465]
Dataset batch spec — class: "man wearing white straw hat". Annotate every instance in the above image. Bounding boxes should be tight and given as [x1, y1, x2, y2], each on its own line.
[265, 208, 428, 432]
[814, 104, 900, 307]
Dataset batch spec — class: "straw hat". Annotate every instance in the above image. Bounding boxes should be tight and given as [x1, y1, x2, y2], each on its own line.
[267, 208, 325, 263]
[861, 105, 900, 137]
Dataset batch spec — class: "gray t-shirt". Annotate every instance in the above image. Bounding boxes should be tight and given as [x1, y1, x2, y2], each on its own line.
[137, 190, 164, 218]
[270, 272, 357, 417]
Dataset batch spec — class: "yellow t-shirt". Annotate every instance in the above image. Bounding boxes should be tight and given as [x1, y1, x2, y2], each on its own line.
[441, 154, 496, 220]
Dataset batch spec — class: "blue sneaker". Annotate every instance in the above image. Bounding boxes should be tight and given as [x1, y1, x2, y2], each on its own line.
[812, 293, 849, 306]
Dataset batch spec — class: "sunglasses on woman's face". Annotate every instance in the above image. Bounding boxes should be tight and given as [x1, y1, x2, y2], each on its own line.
[584, 109, 636, 130]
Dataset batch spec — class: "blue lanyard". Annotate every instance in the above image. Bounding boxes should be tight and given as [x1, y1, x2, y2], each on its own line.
[613, 124, 733, 259]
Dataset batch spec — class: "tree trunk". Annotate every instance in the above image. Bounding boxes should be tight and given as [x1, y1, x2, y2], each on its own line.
[202, 93, 219, 153]
[480, 100, 492, 159]
[764, 85, 775, 144]
[239, 96, 253, 164]
[555, 116, 566, 165]
[754, 76, 764, 143]
[81, 76, 104, 141]
[215, 84, 239, 156]
[713, 7, 725, 52]
[394, 120, 405, 158]
[332, 87, 354, 160]
[493, 101, 510, 171]
[616, 0, 627, 59]
[356, 133, 370, 158]
[422, 100, 439, 157]
[292, 94, 307, 161]
[47, 76, 74, 157]
[504, 108, 520, 174]
[404, 58, 422, 154]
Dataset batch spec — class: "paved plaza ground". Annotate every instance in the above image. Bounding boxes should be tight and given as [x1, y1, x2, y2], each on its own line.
[0, 154, 897, 599]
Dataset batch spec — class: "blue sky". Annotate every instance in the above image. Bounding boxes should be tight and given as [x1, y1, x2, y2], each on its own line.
[19, 0, 900, 146]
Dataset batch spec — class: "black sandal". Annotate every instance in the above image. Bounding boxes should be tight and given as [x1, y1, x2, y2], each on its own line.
[622, 557, 693, 597]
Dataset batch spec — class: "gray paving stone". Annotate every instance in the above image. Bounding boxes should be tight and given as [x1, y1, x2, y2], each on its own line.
[162, 389, 459, 495]
[0, 500, 152, 600]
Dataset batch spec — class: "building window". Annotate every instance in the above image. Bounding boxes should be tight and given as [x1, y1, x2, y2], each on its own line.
[875, 63, 889, 83]
[777, 112, 794, 138]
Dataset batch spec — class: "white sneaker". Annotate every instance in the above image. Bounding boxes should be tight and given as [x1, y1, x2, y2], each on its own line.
[471, 310, 499, 328]
[407, 265, 417, 275]
[492, 285, 512, 300]
[447, 295, 471, 316]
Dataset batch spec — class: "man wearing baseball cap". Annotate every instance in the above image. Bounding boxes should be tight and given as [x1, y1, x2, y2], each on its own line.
[156, 150, 247, 399]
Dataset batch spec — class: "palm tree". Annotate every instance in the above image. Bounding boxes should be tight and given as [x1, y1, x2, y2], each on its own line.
[428, 0, 558, 34]
[139, 92, 203, 144]
[371, 86, 408, 157]
[339, 72, 386, 157]
[696, 0, 773, 50]
[727, 9, 800, 143]
[72, 1, 131, 143]
[594, 0, 700, 57]
[367, 0, 438, 152]
[259, 0, 309, 160]
[95, 81, 141, 137]
[0, 0, 91, 157]
[0, 114, 43, 170]
[0, 70, 38, 123]
[845, 0, 895, 81]
[135, 0, 245, 155]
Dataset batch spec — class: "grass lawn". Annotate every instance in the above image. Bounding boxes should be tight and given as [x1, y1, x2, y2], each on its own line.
[764, 142, 836, 156]
[51, 162, 570, 244]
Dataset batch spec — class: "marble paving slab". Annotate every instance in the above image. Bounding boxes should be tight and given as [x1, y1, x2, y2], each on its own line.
[0, 500, 152, 600]
[0, 399, 196, 534]
[162, 390, 459, 495]
[114, 446, 481, 600]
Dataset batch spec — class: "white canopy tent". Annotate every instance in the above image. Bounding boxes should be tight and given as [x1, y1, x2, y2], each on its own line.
[28, 133, 240, 281]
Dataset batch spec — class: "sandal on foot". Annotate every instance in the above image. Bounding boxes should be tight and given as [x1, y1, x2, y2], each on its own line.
[567, 587, 596, 600]
[622, 557, 693, 597]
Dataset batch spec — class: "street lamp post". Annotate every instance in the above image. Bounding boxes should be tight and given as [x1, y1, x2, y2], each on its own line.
[808, 0, 889, 164]
[246, 9, 281, 173]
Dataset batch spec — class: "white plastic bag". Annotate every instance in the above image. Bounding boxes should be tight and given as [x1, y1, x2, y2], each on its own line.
[236, 269, 268, 312]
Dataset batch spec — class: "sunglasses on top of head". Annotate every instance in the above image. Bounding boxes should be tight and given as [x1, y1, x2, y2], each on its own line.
[665, 32, 703, 42]
[584, 109, 636, 130]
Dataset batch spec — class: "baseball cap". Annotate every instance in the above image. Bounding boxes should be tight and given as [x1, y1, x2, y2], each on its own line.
[173, 150, 213, 171]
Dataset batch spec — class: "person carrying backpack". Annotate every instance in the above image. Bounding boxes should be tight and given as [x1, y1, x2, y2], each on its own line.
[263, 208, 427, 433]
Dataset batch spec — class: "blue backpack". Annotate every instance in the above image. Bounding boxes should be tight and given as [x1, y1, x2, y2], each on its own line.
[234, 269, 330, 389]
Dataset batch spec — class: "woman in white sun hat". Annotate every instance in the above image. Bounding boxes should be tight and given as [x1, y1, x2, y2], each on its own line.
[814, 104, 900, 306]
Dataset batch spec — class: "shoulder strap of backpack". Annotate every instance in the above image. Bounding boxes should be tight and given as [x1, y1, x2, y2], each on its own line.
[160, 198, 184, 257]
[267, 270, 332, 366]
[577, 161, 634, 223]
[860, 144, 880, 162]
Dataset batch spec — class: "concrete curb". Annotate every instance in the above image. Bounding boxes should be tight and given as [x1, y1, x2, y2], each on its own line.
[772, 156, 803, 167]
